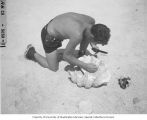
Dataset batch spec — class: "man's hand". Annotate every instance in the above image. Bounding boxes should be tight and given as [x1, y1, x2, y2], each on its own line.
[78, 50, 86, 58]
[83, 63, 98, 73]
[92, 47, 99, 53]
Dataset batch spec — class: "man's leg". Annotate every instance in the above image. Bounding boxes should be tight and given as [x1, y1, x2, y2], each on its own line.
[25, 44, 63, 71]
[34, 53, 48, 68]
[25, 44, 49, 68]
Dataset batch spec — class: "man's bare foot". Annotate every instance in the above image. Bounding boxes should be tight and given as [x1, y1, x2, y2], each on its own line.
[24, 44, 36, 62]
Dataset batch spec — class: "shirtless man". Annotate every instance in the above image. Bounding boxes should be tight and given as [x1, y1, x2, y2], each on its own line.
[25, 12, 110, 73]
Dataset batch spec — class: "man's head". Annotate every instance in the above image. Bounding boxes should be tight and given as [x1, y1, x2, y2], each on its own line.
[90, 24, 111, 46]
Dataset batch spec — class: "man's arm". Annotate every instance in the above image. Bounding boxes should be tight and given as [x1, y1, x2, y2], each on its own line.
[63, 35, 98, 73]
[79, 37, 89, 57]
[79, 30, 93, 57]
[63, 36, 86, 68]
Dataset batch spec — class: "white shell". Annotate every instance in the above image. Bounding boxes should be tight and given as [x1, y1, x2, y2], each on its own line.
[76, 74, 84, 87]
[68, 55, 111, 89]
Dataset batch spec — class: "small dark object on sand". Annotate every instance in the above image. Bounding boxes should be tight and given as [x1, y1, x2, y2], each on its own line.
[133, 97, 140, 104]
[118, 77, 131, 89]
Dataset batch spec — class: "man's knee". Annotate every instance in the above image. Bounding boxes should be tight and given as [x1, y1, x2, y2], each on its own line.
[52, 68, 58, 72]
[47, 66, 59, 72]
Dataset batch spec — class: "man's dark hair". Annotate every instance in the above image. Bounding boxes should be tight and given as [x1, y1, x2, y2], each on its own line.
[91, 24, 111, 45]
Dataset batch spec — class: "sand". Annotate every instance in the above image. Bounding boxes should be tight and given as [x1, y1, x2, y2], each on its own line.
[1, 0, 147, 114]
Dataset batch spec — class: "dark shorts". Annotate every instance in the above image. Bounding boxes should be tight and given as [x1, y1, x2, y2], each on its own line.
[41, 23, 62, 53]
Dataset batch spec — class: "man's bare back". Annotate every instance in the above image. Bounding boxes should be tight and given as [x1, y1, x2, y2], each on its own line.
[47, 12, 95, 40]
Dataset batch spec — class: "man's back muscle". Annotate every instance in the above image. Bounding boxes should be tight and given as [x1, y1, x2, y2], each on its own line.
[47, 12, 95, 39]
